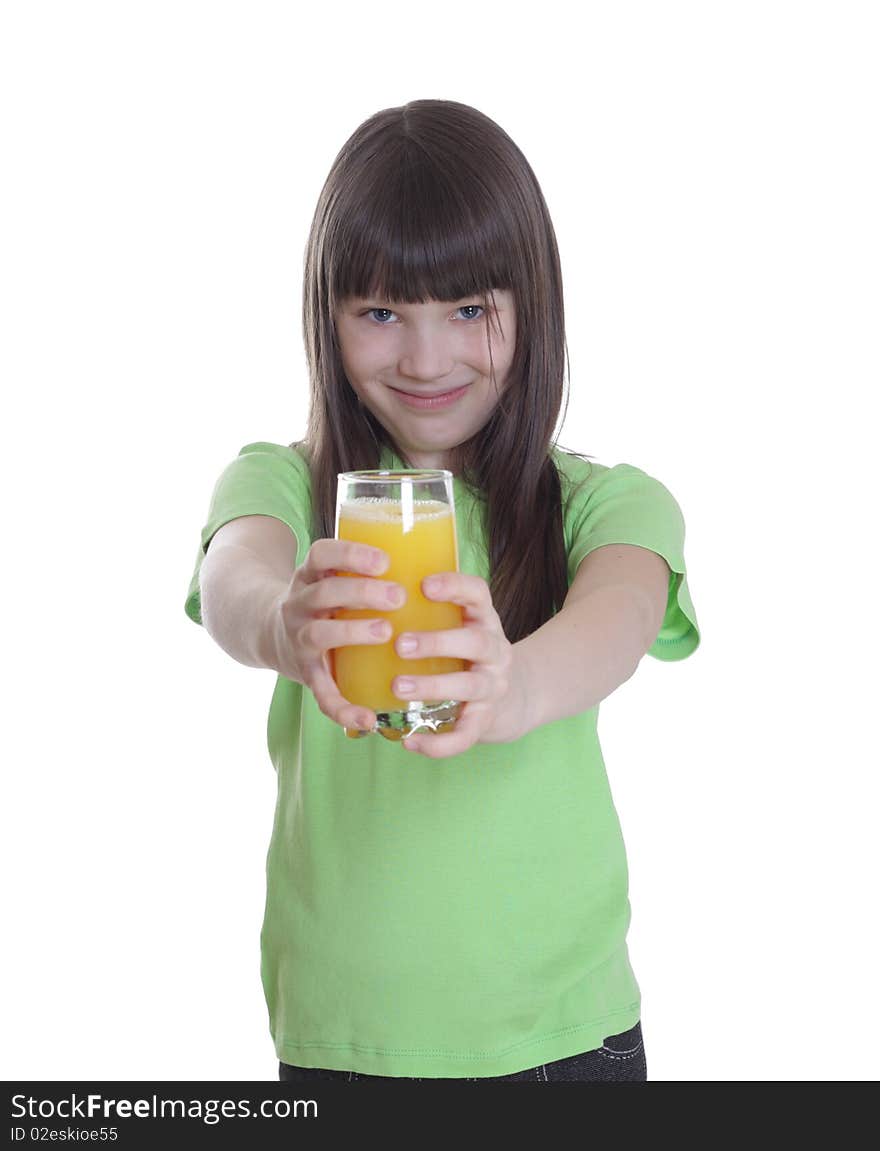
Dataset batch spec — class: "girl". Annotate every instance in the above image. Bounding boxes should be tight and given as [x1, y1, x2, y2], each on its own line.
[184, 99, 700, 1083]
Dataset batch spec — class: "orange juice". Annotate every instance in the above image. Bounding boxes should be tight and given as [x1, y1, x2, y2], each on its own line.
[332, 497, 465, 713]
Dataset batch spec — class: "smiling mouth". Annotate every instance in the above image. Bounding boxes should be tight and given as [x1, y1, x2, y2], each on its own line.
[393, 384, 470, 398]
[390, 384, 471, 410]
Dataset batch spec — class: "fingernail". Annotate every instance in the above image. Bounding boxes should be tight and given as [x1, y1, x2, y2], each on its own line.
[397, 634, 417, 654]
[396, 678, 416, 695]
[387, 585, 405, 606]
[371, 620, 391, 637]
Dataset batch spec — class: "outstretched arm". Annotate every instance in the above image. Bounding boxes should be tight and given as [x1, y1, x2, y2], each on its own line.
[515, 543, 670, 731]
[394, 543, 670, 757]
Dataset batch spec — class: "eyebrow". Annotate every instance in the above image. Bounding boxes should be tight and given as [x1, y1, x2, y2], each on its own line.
[356, 295, 493, 308]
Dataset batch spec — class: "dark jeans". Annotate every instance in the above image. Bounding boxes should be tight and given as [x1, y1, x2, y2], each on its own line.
[279, 1020, 646, 1083]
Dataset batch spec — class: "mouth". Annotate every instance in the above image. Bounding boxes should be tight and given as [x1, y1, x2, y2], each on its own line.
[391, 383, 471, 410]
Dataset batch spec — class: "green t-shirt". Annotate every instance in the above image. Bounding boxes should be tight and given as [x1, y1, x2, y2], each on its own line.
[184, 440, 700, 1077]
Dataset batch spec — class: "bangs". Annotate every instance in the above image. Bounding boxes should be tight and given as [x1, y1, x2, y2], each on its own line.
[329, 150, 515, 308]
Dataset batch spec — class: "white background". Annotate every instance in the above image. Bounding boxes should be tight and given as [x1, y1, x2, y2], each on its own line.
[2, 0, 877, 1082]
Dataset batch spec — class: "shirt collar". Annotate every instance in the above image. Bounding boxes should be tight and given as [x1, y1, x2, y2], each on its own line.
[378, 443, 401, 470]
[378, 444, 458, 479]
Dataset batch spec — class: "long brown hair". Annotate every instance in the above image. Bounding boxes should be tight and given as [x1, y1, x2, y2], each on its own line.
[297, 99, 592, 642]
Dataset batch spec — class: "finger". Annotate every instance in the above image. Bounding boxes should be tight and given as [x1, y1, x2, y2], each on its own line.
[403, 705, 481, 758]
[300, 573, 403, 613]
[304, 615, 393, 652]
[300, 538, 390, 583]
[395, 625, 485, 661]
[308, 574, 406, 614]
[310, 660, 377, 731]
[421, 572, 495, 623]
[392, 669, 483, 702]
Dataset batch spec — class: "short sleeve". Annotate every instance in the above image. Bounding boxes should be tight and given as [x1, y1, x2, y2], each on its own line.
[561, 456, 700, 662]
[184, 441, 313, 627]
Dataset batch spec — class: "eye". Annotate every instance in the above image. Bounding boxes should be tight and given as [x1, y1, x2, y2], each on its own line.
[360, 305, 486, 325]
[458, 305, 485, 321]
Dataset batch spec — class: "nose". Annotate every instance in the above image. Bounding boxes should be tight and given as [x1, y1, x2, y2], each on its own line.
[398, 329, 456, 384]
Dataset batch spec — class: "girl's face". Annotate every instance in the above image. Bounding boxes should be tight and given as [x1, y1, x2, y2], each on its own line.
[334, 290, 516, 471]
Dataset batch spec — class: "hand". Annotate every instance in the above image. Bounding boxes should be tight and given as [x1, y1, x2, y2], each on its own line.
[266, 538, 404, 733]
[393, 572, 531, 758]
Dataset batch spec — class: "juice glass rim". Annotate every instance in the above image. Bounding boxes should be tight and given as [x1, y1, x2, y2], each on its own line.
[337, 468, 453, 482]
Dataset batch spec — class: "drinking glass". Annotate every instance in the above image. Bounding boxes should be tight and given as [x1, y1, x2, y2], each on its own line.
[332, 469, 465, 742]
